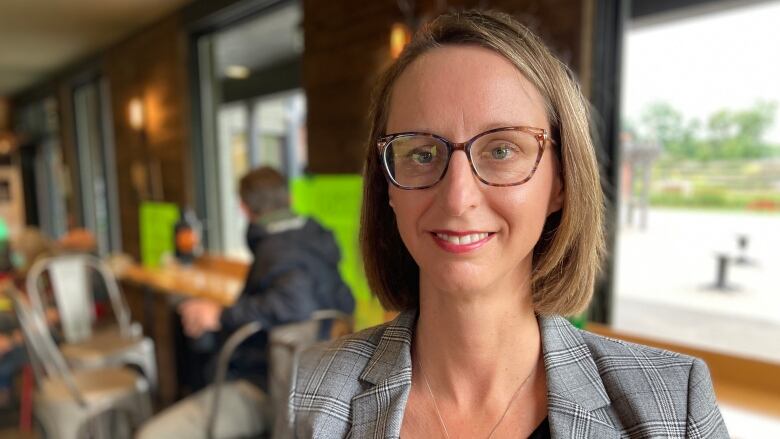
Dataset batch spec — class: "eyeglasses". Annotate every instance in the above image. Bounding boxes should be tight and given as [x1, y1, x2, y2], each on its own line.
[377, 126, 553, 190]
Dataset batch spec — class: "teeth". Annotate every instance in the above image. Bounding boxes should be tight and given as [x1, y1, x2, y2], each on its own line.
[435, 232, 489, 245]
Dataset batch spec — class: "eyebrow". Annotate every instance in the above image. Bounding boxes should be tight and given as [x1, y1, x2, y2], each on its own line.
[386, 121, 546, 138]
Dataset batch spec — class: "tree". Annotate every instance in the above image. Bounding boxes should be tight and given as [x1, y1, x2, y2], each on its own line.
[638, 101, 779, 161]
[706, 101, 777, 160]
[640, 102, 699, 159]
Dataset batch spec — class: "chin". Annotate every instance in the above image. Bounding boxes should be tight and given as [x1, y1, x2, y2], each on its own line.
[422, 263, 495, 295]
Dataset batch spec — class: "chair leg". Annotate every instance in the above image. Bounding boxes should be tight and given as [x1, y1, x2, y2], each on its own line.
[36, 409, 85, 439]
[113, 387, 152, 432]
[140, 341, 158, 392]
[135, 388, 153, 424]
[92, 411, 132, 439]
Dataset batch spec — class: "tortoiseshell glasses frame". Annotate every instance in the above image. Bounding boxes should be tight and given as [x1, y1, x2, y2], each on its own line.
[377, 126, 554, 190]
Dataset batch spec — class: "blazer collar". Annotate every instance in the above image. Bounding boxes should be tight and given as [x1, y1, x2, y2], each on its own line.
[540, 315, 618, 438]
[351, 310, 416, 438]
[539, 315, 611, 411]
[358, 310, 416, 386]
[349, 311, 616, 438]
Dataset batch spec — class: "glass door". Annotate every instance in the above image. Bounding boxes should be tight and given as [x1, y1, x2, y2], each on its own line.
[194, 0, 306, 259]
[73, 78, 121, 255]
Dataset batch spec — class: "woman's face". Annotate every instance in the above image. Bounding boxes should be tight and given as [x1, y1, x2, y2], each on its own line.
[386, 45, 563, 298]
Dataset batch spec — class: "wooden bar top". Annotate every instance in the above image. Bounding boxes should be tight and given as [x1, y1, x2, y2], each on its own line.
[118, 255, 247, 306]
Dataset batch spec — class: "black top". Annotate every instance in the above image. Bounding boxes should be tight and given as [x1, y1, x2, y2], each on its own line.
[528, 417, 550, 439]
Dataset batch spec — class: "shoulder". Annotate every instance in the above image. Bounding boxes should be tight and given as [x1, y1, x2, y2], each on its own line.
[541, 316, 726, 436]
[577, 327, 727, 437]
[543, 316, 701, 385]
[578, 327, 705, 396]
[580, 327, 699, 371]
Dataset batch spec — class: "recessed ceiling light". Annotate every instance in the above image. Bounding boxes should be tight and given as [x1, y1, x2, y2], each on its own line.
[225, 65, 250, 79]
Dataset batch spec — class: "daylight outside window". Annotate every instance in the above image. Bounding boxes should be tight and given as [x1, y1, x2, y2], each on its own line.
[615, 1, 780, 365]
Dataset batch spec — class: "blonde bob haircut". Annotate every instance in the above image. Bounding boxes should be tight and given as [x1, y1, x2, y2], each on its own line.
[360, 9, 605, 316]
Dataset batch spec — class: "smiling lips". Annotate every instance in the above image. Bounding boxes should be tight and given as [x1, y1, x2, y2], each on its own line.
[430, 230, 495, 253]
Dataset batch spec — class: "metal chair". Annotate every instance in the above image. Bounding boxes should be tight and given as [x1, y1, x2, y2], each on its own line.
[25, 253, 157, 390]
[206, 310, 353, 439]
[6, 285, 151, 439]
[206, 321, 265, 439]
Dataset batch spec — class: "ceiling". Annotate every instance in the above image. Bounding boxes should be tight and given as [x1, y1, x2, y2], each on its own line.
[214, 1, 302, 78]
[0, 0, 192, 97]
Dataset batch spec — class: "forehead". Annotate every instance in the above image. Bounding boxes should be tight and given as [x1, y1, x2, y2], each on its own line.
[387, 45, 549, 138]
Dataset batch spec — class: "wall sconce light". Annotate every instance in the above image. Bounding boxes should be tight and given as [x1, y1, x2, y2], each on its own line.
[0, 136, 13, 155]
[390, 22, 411, 59]
[225, 65, 251, 79]
[128, 97, 145, 131]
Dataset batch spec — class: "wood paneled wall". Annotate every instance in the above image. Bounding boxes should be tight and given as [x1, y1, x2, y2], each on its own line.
[103, 13, 191, 259]
[302, 0, 590, 174]
[98, 14, 192, 405]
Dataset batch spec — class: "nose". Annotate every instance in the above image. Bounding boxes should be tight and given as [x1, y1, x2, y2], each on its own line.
[435, 150, 482, 216]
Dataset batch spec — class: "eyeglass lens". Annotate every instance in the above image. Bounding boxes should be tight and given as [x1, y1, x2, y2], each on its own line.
[383, 130, 540, 188]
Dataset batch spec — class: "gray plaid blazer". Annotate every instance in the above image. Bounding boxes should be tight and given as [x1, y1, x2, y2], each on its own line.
[289, 310, 728, 438]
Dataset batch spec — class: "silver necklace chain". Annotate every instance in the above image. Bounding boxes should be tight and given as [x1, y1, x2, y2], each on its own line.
[415, 355, 538, 439]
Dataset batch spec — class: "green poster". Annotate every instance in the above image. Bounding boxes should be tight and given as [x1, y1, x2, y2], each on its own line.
[291, 175, 384, 328]
[139, 202, 179, 267]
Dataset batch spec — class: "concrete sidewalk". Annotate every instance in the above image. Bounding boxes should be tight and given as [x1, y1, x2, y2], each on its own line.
[613, 207, 780, 363]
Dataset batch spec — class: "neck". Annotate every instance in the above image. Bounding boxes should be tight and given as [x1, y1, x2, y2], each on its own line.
[255, 208, 293, 225]
[414, 271, 542, 407]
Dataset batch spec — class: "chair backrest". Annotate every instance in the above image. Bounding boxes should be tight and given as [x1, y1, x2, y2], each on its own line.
[269, 310, 352, 439]
[26, 254, 132, 343]
[206, 321, 263, 439]
[205, 310, 353, 439]
[4, 285, 87, 406]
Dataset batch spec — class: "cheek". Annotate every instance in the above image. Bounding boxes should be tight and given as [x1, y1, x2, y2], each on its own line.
[495, 166, 556, 231]
[505, 192, 548, 231]
[388, 188, 412, 230]
[388, 188, 428, 243]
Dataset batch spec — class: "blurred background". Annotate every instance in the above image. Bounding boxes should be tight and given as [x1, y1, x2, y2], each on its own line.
[0, 0, 778, 437]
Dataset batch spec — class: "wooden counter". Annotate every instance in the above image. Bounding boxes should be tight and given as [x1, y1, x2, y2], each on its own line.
[119, 259, 245, 306]
[117, 255, 248, 406]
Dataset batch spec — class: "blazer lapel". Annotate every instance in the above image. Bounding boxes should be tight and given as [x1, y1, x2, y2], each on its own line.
[349, 311, 416, 438]
[540, 316, 619, 439]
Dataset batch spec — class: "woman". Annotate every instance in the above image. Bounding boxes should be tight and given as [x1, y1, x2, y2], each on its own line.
[289, 10, 728, 439]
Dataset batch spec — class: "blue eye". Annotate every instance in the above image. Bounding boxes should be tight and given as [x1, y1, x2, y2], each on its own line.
[491, 144, 513, 160]
[410, 146, 437, 164]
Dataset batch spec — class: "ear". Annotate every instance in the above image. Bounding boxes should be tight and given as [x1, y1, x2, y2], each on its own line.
[547, 157, 564, 216]
[547, 176, 564, 215]
[239, 202, 252, 218]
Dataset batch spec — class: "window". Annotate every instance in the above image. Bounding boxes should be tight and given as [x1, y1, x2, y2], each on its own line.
[195, 1, 305, 259]
[16, 97, 68, 239]
[215, 91, 306, 259]
[616, 1, 780, 363]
